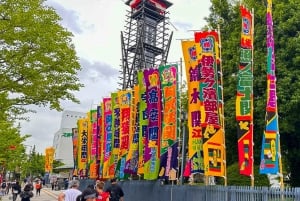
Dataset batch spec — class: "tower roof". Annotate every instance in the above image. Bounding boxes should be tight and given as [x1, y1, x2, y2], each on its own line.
[125, 0, 173, 10]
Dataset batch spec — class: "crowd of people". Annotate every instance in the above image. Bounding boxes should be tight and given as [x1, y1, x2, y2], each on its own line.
[58, 178, 124, 201]
[0, 179, 43, 201]
[0, 178, 124, 201]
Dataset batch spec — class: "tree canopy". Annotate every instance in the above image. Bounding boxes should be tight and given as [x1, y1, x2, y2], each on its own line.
[0, 0, 83, 121]
[0, 0, 83, 179]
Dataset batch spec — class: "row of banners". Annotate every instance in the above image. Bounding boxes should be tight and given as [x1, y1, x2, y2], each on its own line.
[73, 66, 179, 180]
[44, 1, 280, 182]
[236, 0, 280, 179]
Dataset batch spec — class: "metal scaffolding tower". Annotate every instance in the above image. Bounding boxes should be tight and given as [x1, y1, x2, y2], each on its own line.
[120, 0, 173, 89]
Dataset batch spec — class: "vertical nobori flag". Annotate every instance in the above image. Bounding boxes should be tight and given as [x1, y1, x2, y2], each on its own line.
[45, 147, 55, 173]
[181, 40, 204, 174]
[260, 0, 280, 174]
[111, 93, 121, 178]
[195, 31, 225, 177]
[97, 105, 103, 179]
[89, 109, 99, 178]
[72, 128, 79, 175]
[143, 68, 162, 180]
[158, 64, 179, 181]
[138, 71, 148, 175]
[118, 90, 132, 179]
[102, 98, 113, 178]
[77, 118, 89, 178]
[124, 85, 140, 175]
[237, 6, 254, 177]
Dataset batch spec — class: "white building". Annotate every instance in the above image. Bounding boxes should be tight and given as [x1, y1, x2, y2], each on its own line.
[52, 110, 86, 167]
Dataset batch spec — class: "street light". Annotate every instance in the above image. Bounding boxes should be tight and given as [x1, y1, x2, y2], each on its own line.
[23, 145, 33, 180]
[23, 145, 33, 154]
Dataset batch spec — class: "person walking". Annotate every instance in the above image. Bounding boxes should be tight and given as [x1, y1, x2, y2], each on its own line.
[5, 181, 11, 195]
[76, 187, 97, 201]
[25, 181, 33, 191]
[19, 184, 34, 201]
[51, 178, 55, 191]
[35, 180, 42, 196]
[58, 180, 81, 201]
[1, 180, 7, 196]
[11, 181, 21, 201]
[95, 181, 109, 201]
[106, 178, 124, 201]
[64, 179, 69, 190]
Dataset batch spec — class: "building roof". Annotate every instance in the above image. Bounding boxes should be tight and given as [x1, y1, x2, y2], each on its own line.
[53, 164, 73, 170]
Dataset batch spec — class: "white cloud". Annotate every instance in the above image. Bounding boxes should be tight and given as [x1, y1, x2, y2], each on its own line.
[21, 0, 211, 153]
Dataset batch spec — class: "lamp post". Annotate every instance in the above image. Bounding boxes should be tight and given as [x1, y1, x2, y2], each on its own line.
[180, 111, 187, 185]
[24, 145, 33, 154]
[23, 145, 33, 180]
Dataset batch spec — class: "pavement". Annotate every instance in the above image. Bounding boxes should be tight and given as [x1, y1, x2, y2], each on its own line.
[1, 187, 65, 201]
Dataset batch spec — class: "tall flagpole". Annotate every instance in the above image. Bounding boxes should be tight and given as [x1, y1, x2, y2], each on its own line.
[278, 134, 284, 189]
[217, 24, 227, 186]
[178, 57, 183, 184]
[251, 7, 255, 187]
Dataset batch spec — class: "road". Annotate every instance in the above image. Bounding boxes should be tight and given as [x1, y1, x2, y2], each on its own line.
[1, 187, 64, 201]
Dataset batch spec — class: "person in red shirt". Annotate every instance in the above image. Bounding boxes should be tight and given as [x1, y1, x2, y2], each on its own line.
[35, 180, 42, 196]
[95, 181, 109, 201]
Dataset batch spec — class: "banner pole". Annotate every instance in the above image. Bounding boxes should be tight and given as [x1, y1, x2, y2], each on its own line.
[217, 24, 227, 187]
[251, 7, 255, 188]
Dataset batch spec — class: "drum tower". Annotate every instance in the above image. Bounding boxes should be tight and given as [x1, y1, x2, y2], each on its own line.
[120, 0, 173, 89]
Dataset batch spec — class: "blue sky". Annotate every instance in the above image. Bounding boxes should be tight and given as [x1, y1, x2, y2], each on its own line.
[21, 0, 211, 153]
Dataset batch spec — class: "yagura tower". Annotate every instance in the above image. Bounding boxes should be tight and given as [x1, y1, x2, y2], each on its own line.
[120, 0, 173, 89]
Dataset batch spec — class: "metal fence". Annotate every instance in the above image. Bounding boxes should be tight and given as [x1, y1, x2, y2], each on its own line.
[79, 179, 300, 201]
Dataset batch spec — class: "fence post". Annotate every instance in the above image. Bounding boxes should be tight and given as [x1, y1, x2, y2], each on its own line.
[295, 187, 300, 201]
[180, 111, 187, 185]
[262, 187, 268, 201]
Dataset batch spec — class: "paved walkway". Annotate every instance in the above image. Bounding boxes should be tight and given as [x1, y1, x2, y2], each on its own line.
[1, 187, 65, 201]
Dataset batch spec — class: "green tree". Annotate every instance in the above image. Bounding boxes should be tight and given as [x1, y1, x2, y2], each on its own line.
[226, 163, 269, 186]
[21, 145, 45, 179]
[0, 121, 29, 179]
[204, 0, 300, 186]
[0, 0, 83, 121]
[52, 160, 65, 174]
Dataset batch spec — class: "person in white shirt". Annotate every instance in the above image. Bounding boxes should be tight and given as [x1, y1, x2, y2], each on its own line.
[58, 180, 81, 201]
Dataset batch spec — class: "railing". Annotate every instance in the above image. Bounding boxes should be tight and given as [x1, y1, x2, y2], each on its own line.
[79, 179, 300, 201]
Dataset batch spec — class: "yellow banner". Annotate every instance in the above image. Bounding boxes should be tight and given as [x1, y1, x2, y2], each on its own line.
[44, 147, 55, 173]
[181, 40, 204, 173]
[118, 90, 132, 179]
[77, 118, 89, 177]
[194, 31, 225, 177]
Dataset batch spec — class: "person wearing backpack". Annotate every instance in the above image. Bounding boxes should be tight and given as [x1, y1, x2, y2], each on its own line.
[35, 180, 42, 196]
[105, 178, 124, 201]
[19, 184, 34, 201]
[11, 181, 21, 201]
[1, 180, 7, 195]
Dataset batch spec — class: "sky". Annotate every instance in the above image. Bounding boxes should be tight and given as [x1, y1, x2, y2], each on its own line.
[21, 0, 212, 154]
